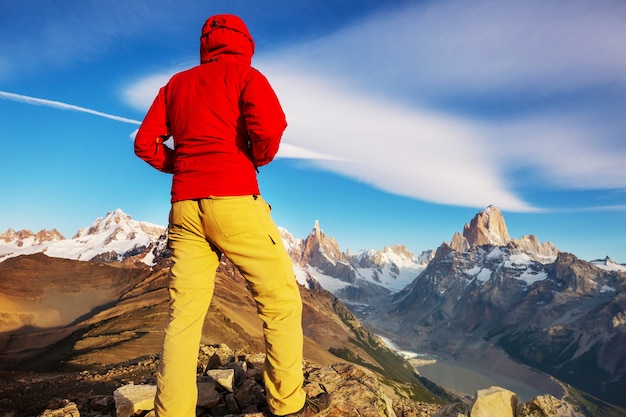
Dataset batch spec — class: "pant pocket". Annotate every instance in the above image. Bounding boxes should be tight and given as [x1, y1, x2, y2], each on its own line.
[203, 196, 260, 239]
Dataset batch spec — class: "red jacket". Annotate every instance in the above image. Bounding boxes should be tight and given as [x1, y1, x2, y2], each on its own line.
[134, 14, 287, 202]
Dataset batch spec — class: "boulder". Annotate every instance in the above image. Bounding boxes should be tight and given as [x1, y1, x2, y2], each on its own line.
[471, 386, 518, 417]
[113, 384, 157, 417]
[37, 402, 79, 417]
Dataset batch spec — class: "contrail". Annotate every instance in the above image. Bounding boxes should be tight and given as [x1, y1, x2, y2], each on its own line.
[0, 91, 141, 125]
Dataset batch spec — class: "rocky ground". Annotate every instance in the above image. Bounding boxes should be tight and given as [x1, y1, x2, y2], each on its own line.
[0, 344, 443, 417]
[0, 356, 157, 417]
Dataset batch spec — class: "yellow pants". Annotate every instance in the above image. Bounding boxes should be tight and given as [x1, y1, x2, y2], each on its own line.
[154, 196, 306, 417]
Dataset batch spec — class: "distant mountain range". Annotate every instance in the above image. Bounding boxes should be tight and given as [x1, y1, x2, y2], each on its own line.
[0, 209, 435, 297]
[2, 206, 622, 290]
[0, 209, 167, 266]
[1, 206, 625, 414]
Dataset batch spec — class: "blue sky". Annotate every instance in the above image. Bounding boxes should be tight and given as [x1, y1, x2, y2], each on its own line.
[1, 0, 625, 263]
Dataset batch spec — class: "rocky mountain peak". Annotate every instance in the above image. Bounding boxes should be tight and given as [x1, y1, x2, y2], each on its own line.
[298, 220, 355, 284]
[73, 209, 165, 242]
[450, 231, 470, 252]
[511, 234, 559, 262]
[463, 205, 511, 247]
[34, 228, 65, 244]
[0, 228, 34, 245]
[356, 244, 427, 269]
[312, 219, 322, 236]
[592, 256, 626, 273]
[75, 209, 144, 238]
[383, 243, 414, 258]
[73, 209, 123, 238]
[0, 228, 65, 247]
[1, 209, 166, 266]
[443, 207, 557, 264]
[301, 220, 344, 265]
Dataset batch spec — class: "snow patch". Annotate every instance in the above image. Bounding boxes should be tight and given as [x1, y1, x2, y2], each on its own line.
[487, 247, 505, 259]
[600, 285, 616, 293]
[516, 270, 548, 285]
[593, 259, 626, 273]
[293, 264, 352, 293]
[505, 253, 533, 267]
[464, 266, 492, 283]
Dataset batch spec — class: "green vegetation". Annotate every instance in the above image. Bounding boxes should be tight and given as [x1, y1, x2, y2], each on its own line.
[564, 385, 626, 417]
[499, 329, 625, 411]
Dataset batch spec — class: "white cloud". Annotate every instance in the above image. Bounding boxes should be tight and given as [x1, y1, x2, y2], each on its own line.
[489, 115, 626, 190]
[123, 66, 533, 211]
[122, 0, 626, 212]
[123, 73, 173, 111]
[265, 70, 533, 211]
[284, 0, 626, 95]
[276, 143, 345, 160]
[259, 0, 626, 207]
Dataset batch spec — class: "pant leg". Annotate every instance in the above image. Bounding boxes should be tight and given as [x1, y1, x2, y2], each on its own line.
[198, 195, 306, 416]
[155, 200, 220, 417]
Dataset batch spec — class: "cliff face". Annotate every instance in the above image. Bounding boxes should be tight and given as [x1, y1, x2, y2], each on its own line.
[463, 205, 511, 247]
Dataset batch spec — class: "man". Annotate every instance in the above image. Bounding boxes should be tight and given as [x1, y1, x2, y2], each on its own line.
[134, 14, 330, 417]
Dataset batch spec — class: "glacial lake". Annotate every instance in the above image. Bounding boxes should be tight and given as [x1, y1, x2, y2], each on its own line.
[413, 359, 543, 401]
[368, 321, 551, 402]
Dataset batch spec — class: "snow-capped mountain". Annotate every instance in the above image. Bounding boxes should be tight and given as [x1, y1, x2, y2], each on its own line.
[0, 210, 429, 295]
[280, 206, 562, 306]
[0, 228, 65, 248]
[360, 206, 626, 410]
[592, 256, 626, 273]
[279, 221, 432, 298]
[0, 209, 167, 266]
[449, 205, 559, 263]
[2, 205, 616, 299]
[280, 207, 625, 407]
[353, 244, 433, 292]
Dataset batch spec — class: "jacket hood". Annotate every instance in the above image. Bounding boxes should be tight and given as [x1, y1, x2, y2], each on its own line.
[200, 14, 255, 64]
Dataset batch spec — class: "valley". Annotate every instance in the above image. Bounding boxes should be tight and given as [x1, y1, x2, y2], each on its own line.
[414, 359, 542, 402]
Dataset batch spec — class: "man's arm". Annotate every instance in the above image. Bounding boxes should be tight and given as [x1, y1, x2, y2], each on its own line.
[134, 87, 175, 173]
[241, 70, 287, 167]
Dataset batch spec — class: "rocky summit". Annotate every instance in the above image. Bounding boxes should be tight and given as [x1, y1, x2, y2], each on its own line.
[462, 205, 511, 247]
[1, 343, 584, 417]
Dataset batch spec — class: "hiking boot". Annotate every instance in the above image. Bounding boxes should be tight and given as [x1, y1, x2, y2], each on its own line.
[273, 392, 332, 417]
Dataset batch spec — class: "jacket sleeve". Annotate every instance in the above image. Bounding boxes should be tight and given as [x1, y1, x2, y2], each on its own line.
[241, 70, 287, 167]
[134, 87, 175, 173]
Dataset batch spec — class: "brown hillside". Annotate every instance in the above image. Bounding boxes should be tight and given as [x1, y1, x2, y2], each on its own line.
[0, 255, 390, 373]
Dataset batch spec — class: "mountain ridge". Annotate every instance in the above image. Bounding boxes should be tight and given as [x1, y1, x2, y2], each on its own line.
[0, 209, 168, 267]
[1, 206, 622, 275]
